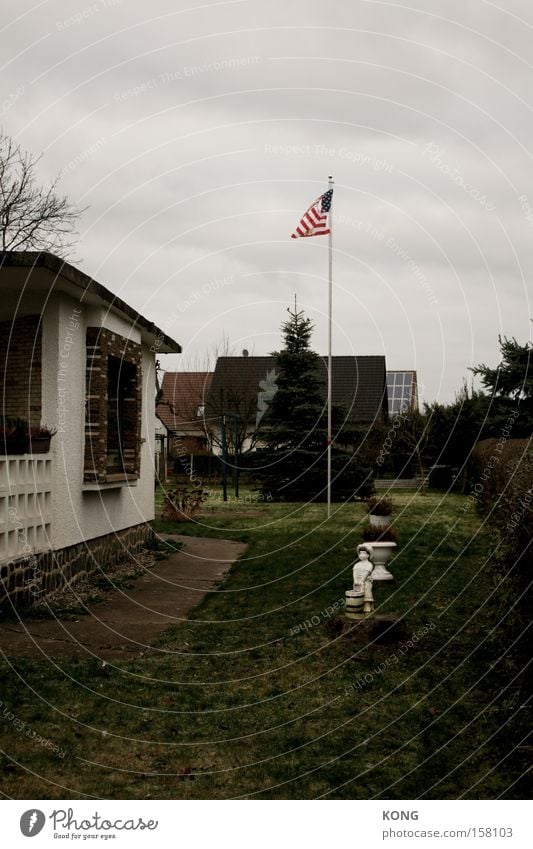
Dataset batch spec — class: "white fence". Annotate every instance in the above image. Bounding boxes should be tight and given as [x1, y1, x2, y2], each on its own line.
[0, 455, 52, 563]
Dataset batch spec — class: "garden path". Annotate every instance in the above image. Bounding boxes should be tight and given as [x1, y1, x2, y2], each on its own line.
[0, 535, 246, 660]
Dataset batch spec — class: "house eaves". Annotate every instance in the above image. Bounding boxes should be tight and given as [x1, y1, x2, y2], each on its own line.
[0, 251, 181, 354]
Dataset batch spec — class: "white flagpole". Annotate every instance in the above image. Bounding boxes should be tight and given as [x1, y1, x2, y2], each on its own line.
[327, 175, 334, 518]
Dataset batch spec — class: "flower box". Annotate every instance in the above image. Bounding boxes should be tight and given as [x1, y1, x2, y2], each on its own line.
[27, 435, 52, 454]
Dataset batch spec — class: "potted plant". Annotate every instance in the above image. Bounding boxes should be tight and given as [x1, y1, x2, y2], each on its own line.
[366, 495, 394, 530]
[362, 521, 398, 581]
[27, 425, 57, 454]
[0, 416, 29, 454]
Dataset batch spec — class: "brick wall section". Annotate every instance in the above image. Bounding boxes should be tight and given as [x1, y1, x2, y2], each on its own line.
[0, 523, 153, 609]
[84, 327, 143, 484]
[0, 315, 42, 426]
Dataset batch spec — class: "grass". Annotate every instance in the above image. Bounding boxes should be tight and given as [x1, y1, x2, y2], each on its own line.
[0, 489, 529, 799]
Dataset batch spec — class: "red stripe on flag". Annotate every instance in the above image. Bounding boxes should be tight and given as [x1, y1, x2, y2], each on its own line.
[291, 189, 333, 239]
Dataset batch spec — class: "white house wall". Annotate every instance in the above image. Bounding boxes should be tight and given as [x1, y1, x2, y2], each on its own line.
[41, 293, 156, 551]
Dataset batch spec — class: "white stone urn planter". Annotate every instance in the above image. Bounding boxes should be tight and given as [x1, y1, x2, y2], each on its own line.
[368, 514, 391, 530]
[368, 541, 396, 581]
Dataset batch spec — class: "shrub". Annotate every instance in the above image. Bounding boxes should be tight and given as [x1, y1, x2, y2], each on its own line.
[468, 438, 529, 513]
[487, 446, 532, 568]
[471, 440, 532, 715]
[162, 487, 207, 522]
[366, 495, 394, 516]
[362, 522, 398, 543]
[242, 448, 374, 503]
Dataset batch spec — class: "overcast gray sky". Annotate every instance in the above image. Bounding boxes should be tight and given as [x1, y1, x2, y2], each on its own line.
[2, 0, 532, 403]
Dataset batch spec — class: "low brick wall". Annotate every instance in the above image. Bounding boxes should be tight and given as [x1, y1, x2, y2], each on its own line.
[0, 523, 154, 610]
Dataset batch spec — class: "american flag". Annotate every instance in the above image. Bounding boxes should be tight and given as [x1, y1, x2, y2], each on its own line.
[291, 188, 333, 239]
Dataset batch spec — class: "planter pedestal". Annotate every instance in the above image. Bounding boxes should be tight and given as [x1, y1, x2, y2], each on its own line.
[368, 514, 391, 530]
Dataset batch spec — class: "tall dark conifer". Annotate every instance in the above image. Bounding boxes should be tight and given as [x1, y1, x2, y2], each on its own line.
[264, 308, 325, 451]
[251, 306, 373, 501]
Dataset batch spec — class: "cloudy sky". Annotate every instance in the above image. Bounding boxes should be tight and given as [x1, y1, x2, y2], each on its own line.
[2, 0, 532, 403]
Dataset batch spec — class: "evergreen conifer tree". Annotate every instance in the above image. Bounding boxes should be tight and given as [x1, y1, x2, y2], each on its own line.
[251, 306, 373, 501]
[264, 307, 325, 451]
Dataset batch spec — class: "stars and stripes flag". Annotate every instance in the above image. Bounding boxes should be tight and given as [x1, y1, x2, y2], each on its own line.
[291, 188, 333, 239]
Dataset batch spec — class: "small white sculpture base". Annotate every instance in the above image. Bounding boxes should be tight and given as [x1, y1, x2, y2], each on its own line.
[345, 589, 365, 619]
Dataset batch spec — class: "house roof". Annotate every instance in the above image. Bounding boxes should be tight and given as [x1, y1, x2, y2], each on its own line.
[156, 371, 212, 433]
[208, 355, 388, 423]
[0, 251, 181, 353]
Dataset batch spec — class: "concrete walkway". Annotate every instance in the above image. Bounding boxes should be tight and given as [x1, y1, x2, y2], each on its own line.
[0, 535, 246, 661]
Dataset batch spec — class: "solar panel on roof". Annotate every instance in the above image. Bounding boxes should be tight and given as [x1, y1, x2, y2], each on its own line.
[386, 371, 417, 416]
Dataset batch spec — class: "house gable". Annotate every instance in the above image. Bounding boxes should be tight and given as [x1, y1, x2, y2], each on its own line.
[156, 371, 212, 436]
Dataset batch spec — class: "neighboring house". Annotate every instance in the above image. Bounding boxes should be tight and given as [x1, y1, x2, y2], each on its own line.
[0, 251, 181, 608]
[206, 353, 389, 451]
[156, 371, 213, 473]
[386, 370, 419, 416]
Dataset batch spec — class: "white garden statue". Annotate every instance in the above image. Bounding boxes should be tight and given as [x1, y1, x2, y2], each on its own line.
[345, 543, 375, 618]
[353, 543, 375, 614]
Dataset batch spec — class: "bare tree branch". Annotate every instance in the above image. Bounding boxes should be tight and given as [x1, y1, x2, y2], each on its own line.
[160, 336, 263, 454]
[0, 130, 85, 258]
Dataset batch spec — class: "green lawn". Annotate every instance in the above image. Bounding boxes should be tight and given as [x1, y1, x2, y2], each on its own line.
[0, 491, 529, 799]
